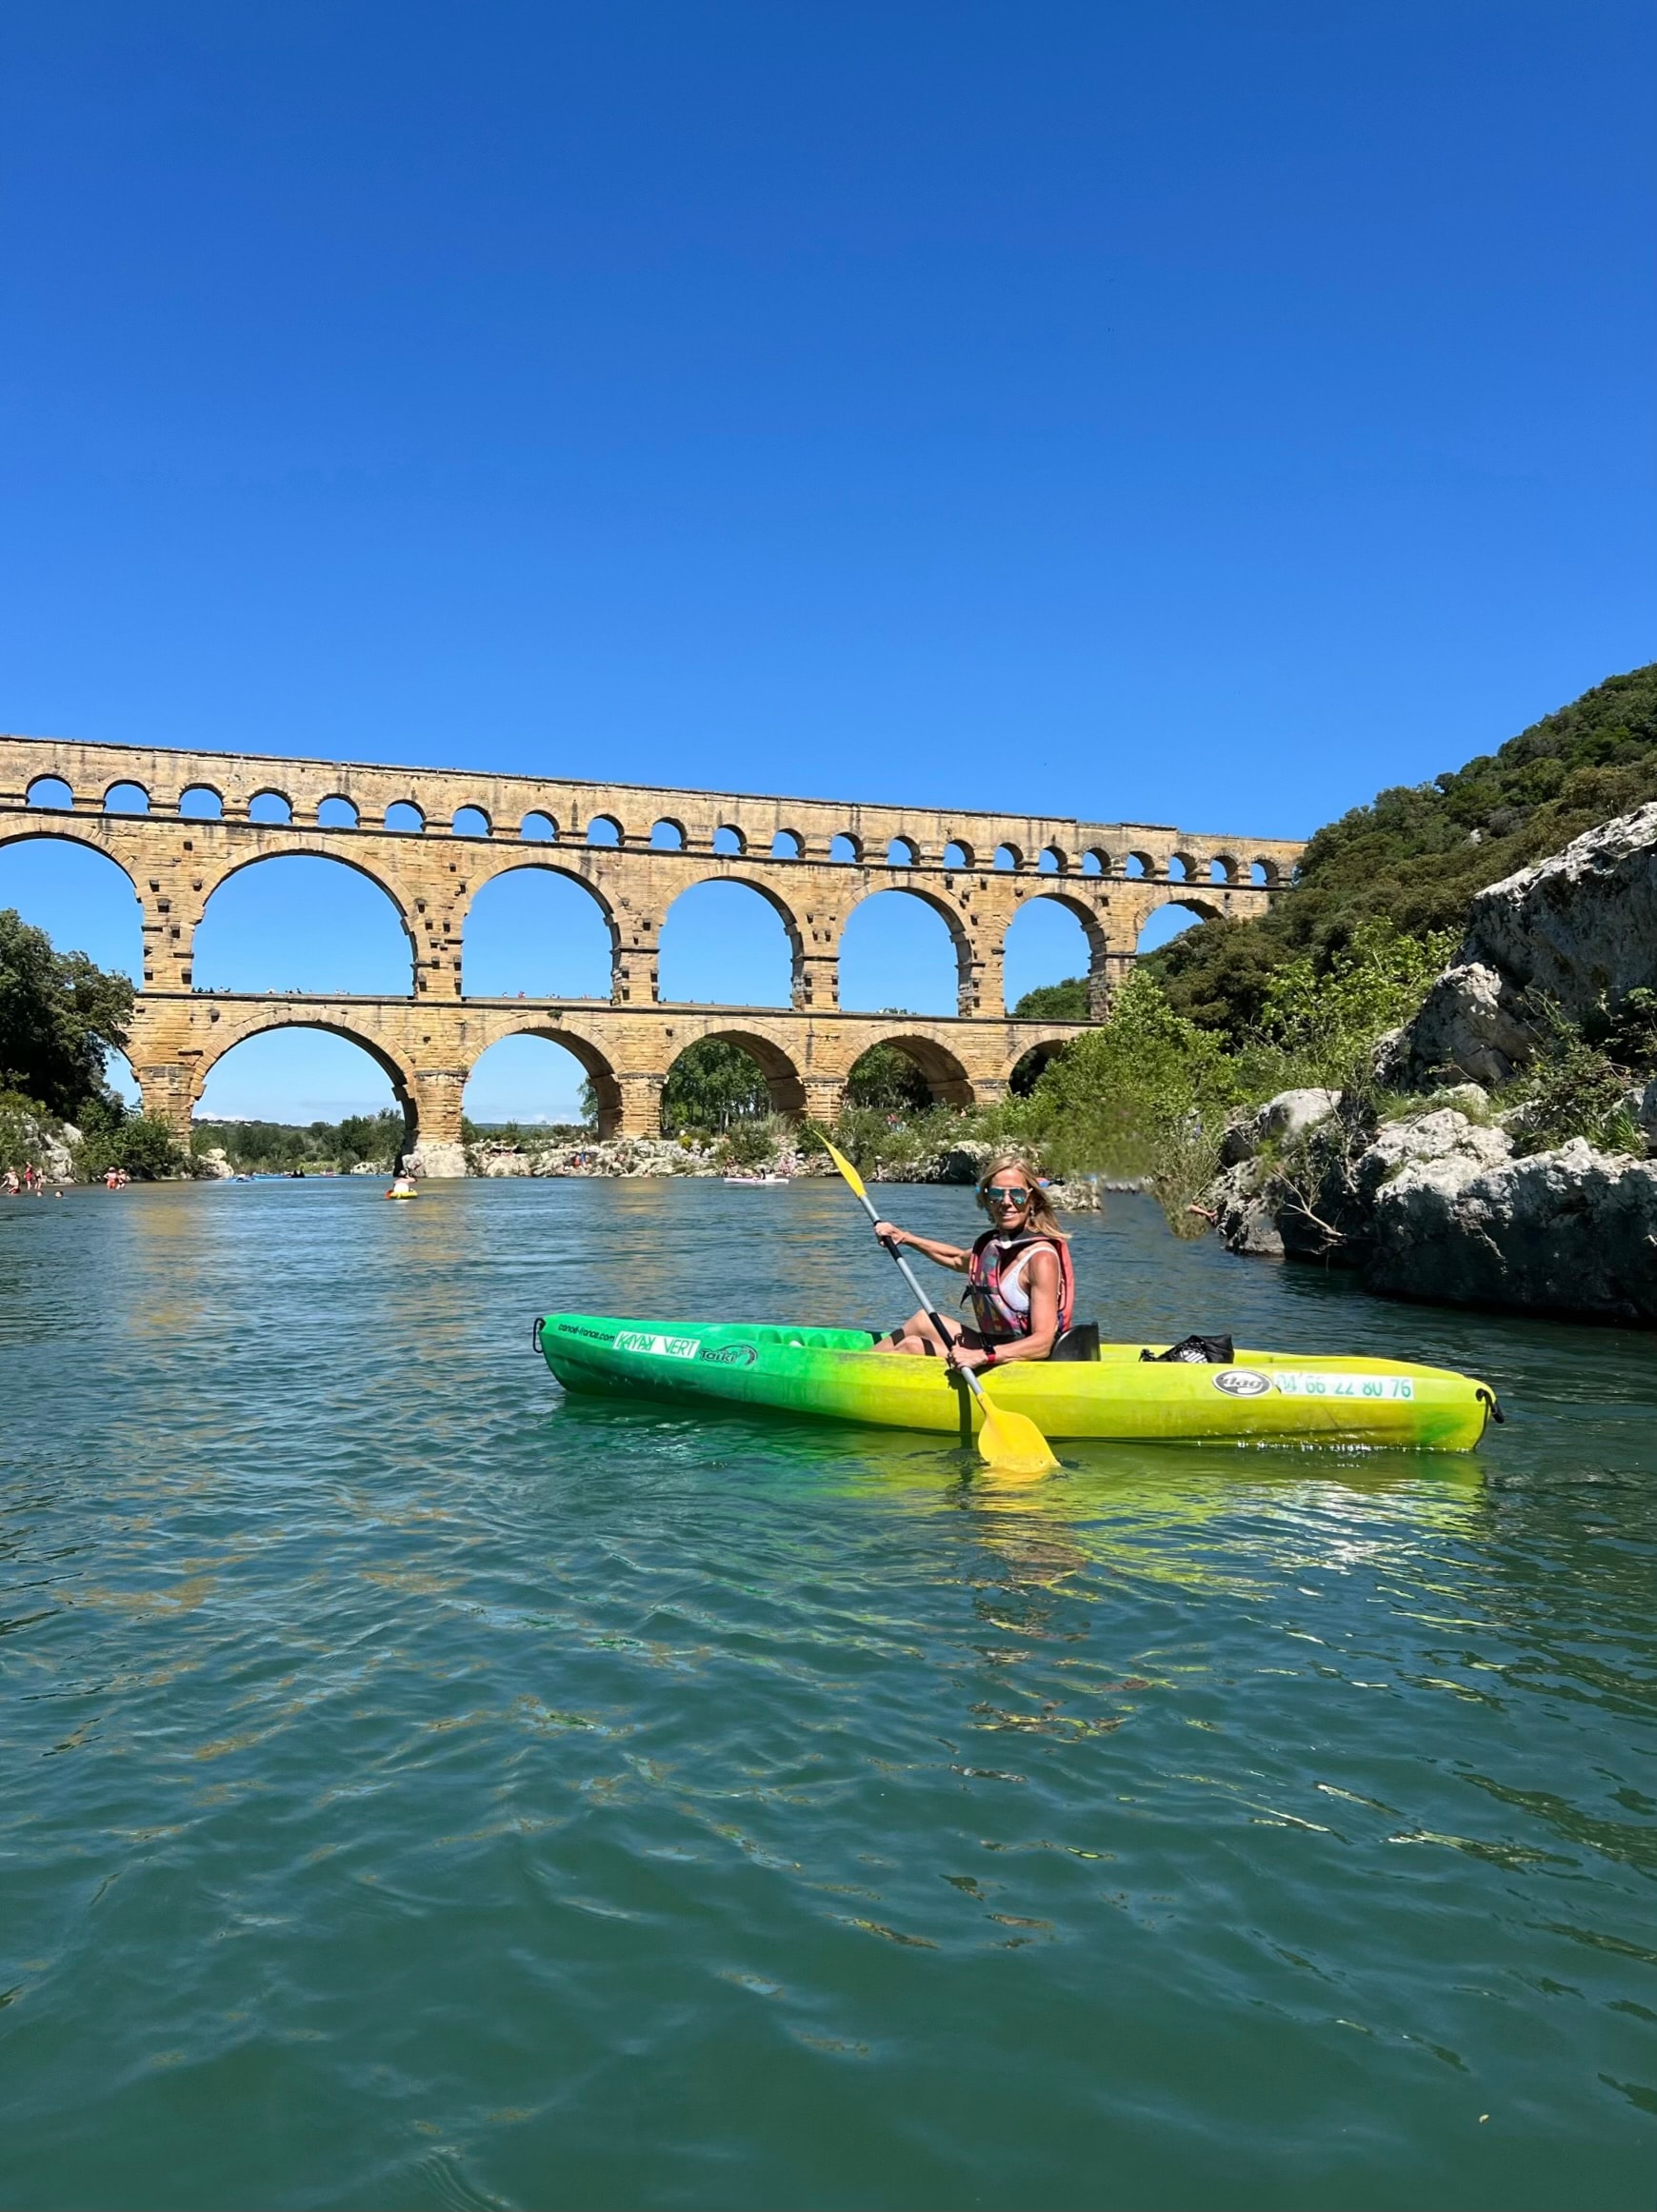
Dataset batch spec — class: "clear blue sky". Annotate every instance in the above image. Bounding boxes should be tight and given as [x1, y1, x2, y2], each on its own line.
[3, 2, 1652, 1121]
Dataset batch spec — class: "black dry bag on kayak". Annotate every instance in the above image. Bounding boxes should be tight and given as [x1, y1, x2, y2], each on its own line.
[1141, 1333, 1234, 1365]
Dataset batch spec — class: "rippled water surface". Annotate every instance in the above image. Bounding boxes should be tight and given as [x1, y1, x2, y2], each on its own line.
[2, 1179, 1654, 2210]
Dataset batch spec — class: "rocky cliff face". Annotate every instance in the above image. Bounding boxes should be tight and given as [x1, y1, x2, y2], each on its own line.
[1398, 800, 1657, 1087]
[1203, 800, 1657, 1324]
[1211, 1092, 1657, 1324]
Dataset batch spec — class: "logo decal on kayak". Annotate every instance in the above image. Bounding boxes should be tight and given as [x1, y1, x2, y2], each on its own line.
[613, 1330, 700, 1360]
[698, 1343, 758, 1366]
[1211, 1368, 1271, 1397]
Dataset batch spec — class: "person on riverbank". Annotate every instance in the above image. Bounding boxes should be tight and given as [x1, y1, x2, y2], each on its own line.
[871, 1153, 1073, 1369]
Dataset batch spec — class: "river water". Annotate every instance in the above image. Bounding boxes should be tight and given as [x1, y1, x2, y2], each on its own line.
[1, 1180, 1653, 2211]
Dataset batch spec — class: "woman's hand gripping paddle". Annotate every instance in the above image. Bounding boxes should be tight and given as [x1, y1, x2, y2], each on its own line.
[818, 1135, 1059, 1480]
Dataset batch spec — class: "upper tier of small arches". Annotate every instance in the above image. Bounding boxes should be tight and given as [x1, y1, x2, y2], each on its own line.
[17, 773, 1287, 887]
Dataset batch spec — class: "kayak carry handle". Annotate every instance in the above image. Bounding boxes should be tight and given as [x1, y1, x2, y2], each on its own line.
[1476, 1386, 1506, 1425]
[531, 1315, 546, 1354]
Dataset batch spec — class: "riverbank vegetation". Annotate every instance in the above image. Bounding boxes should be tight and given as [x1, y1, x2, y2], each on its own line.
[0, 908, 184, 1177]
[191, 1112, 409, 1174]
[821, 924, 1456, 1226]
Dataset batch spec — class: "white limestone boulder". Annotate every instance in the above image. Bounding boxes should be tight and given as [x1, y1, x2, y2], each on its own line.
[1209, 1157, 1285, 1256]
[1218, 1087, 1341, 1166]
[1400, 800, 1657, 1085]
[407, 1139, 469, 1179]
[1402, 960, 1538, 1088]
[1367, 1139, 1657, 1324]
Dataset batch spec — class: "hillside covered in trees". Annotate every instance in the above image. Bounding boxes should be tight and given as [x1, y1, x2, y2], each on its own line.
[1145, 663, 1657, 1043]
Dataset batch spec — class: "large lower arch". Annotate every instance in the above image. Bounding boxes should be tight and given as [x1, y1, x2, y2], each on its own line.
[843, 1042, 935, 1113]
[1007, 1038, 1071, 1094]
[464, 1023, 624, 1139]
[658, 879, 803, 1007]
[459, 864, 618, 999]
[182, 1016, 419, 1153]
[0, 828, 144, 980]
[860, 1031, 975, 1109]
[666, 1027, 808, 1124]
[837, 887, 970, 1017]
[192, 852, 420, 994]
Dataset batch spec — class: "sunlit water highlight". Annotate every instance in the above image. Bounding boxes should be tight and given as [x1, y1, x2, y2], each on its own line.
[2, 1181, 1653, 2210]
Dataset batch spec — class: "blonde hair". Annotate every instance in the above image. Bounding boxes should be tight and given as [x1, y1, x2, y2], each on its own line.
[974, 1153, 1068, 1239]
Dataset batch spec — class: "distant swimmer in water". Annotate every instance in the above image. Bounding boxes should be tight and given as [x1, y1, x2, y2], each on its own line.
[871, 1152, 1073, 1370]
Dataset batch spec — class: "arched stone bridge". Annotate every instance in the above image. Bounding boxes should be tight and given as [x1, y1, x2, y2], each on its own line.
[0, 734, 1302, 1166]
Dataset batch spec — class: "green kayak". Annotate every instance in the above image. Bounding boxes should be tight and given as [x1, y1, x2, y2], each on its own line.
[535, 1313, 1499, 1451]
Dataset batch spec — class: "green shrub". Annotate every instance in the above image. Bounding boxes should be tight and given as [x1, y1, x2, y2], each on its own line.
[1509, 1009, 1640, 1156]
[1257, 920, 1458, 1089]
[78, 1096, 187, 1180]
[1010, 969, 1244, 1231]
[717, 1118, 784, 1170]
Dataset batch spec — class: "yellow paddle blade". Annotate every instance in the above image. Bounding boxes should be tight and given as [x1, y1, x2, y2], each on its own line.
[973, 1393, 1060, 1480]
[818, 1132, 868, 1203]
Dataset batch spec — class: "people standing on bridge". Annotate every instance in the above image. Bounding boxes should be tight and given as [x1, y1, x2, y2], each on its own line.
[870, 1154, 1073, 1368]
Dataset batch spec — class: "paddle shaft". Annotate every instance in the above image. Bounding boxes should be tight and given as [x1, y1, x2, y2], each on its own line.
[848, 1186, 994, 1415]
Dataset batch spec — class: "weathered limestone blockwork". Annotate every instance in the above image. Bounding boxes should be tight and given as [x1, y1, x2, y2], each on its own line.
[1, 734, 1301, 1160]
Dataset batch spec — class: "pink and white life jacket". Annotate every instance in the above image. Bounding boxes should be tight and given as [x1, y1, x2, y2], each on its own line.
[964, 1230, 1075, 1342]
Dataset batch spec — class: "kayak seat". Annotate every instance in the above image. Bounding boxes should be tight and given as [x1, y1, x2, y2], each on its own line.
[1048, 1323, 1101, 1363]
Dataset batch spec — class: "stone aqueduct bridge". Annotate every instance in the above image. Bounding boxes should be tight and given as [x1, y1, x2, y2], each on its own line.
[0, 735, 1302, 1166]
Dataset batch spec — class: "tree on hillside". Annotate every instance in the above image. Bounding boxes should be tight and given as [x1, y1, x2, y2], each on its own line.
[1011, 977, 1090, 1022]
[1015, 968, 1242, 1231]
[845, 1044, 933, 1114]
[1148, 662, 1657, 1043]
[660, 1039, 770, 1135]
[0, 908, 135, 1119]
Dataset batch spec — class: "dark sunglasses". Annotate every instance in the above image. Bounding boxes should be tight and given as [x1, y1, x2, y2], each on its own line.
[983, 1185, 1031, 1205]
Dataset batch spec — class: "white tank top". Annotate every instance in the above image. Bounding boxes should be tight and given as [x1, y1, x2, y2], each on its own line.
[994, 1244, 1038, 1316]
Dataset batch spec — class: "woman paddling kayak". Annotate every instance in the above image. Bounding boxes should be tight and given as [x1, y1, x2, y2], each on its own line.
[872, 1153, 1074, 1370]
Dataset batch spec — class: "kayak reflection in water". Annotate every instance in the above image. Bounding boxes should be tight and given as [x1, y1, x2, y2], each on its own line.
[871, 1153, 1074, 1372]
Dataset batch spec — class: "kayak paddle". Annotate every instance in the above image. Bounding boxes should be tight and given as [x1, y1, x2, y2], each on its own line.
[818, 1134, 1059, 1480]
